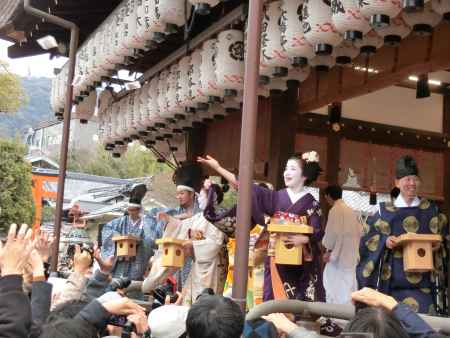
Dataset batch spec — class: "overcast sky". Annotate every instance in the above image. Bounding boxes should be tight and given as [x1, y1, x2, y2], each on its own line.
[0, 39, 67, 78]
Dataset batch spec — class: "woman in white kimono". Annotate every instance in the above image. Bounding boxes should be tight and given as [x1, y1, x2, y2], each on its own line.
[142, 180, 228, 305]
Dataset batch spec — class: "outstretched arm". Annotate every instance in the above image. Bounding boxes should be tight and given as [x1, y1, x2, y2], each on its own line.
[197, 155, 238, 188]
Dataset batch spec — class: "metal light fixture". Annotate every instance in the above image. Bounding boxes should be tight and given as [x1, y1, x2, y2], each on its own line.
[37, 35, 58, 50]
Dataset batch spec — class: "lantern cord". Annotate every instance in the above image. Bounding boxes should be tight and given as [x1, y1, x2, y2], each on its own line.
[166, 139, 180, 167]
[149, 146, 177, 170]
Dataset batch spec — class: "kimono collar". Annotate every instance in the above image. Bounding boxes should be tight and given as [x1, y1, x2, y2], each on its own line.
[286, 187, 308, 205]
[394, 194, 421, 208]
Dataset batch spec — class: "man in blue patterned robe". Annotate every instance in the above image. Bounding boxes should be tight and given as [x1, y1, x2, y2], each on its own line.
[357, 155, 448, 314]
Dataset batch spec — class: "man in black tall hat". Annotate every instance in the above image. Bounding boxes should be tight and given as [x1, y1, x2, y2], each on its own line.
[356, 155, 449, 314]
[101, 185, 153, 281]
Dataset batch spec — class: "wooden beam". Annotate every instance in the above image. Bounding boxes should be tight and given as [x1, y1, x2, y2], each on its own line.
[299, 24, 450, 112]
[267, 85, 299, 189]
[298, 113, 449, 151]
[442, 92, 450, 314]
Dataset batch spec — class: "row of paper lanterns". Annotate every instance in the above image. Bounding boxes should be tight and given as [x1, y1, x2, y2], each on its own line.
[50, 0, 225, 116]
[51, 0, 450, 154]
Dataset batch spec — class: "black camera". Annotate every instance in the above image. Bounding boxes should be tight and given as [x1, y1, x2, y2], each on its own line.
[110, 277, 132, 291]
[152, 282, 178, 308]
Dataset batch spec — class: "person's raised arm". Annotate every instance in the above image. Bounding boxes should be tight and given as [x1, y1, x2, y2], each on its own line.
[197, 155, 238, 188]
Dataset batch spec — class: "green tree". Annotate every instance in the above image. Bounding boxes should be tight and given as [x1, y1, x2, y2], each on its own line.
[67, 143, 169, 178]
[0, 138, 34, 233]
[0, 61, 28, 114]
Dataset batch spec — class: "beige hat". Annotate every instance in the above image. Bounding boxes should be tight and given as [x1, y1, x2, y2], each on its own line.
[148, 305, 189, 338]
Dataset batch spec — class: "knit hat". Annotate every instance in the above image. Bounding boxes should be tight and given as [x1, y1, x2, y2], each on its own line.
[148, 305, 189, 338]
[396, 155, 419, 179]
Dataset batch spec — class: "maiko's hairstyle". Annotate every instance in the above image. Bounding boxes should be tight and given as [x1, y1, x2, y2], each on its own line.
[344, 307, 409, 338]
[289, 153, 322, 186]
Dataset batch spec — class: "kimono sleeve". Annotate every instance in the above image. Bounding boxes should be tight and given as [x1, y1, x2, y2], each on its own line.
[308, 201, 324, 243]
[100, 218, 122, 259]
[356, 212, 390, 290]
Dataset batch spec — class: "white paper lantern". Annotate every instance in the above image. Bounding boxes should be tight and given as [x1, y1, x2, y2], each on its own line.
[215, 29, 245, 96]
[133, 88, 148, 136]
[104, 14, 126, 67]
[285, 65, 311, 85]
[309, 54, 336, 71]
[110, 101, 122, 144]
[136, 0, 153, 43]
[280, 0, 315, 67]
[147, 0, 168, 43]
[177, 55, 195, 112]
[210, 103, 227, 120]
[121, 0, 143, 51]
[353, 29, 384, 55]
[130, 0, 149, 50]
[303, 0, 343, 55]
[148, 76, 166, 128]
[376, 15, 411, 46]
[331, 0, 371, 40]
[116, 3, 137, 58]
[233, 90, 244, 104]
[167, 63, 185, 120]
[97, 26, 115, 77]
[262, 1, 292, 76]
[189, 0, 220, 15]
[74, 90, 97, 124]
[358, 0, 402, 28]
[139, 82, 151, 129]
[157, 70, 171, 121]
[200, 39, 224, 102]
[334, 40, 360, 64]
[190, 49, 210, 110]
[127, 91, 140, 139]
[432, 0, 450, 21]
[258, 85, 271, 98]
[159, 0, 192, 33]
[223, 97, 241, 114]
[403, 3, 442, 35]
[112, 144, 128, 158]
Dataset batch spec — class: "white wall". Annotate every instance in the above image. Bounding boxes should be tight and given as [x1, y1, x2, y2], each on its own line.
[312, 86, 443, 133]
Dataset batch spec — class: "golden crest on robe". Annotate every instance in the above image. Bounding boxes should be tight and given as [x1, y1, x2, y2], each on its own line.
[374, 219, 390, 235]
[381, 264, 391, 281]
[403, 216, 419, 233]
[420, 288, 431, 294]
[419, 199, 430, 210]
[384, 203, 396, 213]
[402, 297, 419, 312]
[405, 272, 422, 284]
[438, 213, 448, 232]
[429, 217, 439, 234]
[362, 260, 374, 278]
[365, 234, 380, 252]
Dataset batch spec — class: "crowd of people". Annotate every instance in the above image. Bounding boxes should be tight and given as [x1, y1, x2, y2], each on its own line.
[0, 151, 449, 338]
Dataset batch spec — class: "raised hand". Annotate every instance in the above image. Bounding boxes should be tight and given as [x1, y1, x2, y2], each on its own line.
[73, 245, 93, 275]
[0, 223, 35, 276]
[102, 297, 146, 316]
[93, 243, 115, 273]
[34, 231, 54, 263]
[197, 155, 220, 170]
[262, 313, 298, 335]
[351, 287, 398, 311]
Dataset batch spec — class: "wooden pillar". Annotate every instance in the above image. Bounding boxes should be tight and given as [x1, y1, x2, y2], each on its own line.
[443, 93, 450, 215]
[267, 85, 299, 189]
[443, 92, 450, 311]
